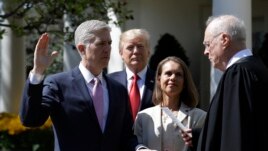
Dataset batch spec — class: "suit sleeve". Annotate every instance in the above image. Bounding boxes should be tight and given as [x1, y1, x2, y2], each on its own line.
[20, 75, 60, 127]
[19, 79, 50, 127]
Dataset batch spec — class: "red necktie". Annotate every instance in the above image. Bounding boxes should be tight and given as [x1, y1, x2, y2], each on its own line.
[92, 78, 104, 130]
[129, 74, 140, 120]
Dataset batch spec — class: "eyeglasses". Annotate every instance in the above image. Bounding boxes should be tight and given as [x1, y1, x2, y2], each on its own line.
[203, 33, 222, 49]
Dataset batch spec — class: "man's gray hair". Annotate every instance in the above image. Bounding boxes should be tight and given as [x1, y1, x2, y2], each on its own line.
[206, 15, 246, 42]
[74, 20, 111, 46]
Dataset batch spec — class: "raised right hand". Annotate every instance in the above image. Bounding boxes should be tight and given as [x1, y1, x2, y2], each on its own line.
[31, 33, 59, 75]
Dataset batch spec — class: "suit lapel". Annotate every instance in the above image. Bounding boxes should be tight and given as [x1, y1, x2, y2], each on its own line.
[121, 70, 128, 87]
[141, 69, 155, 109]
[102, 75, 115, 133]
[71, 67, 98, 121]
[178, 103, 191, 127]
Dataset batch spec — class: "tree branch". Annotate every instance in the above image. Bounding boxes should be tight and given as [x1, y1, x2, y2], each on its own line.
[0, 0, 29, 18]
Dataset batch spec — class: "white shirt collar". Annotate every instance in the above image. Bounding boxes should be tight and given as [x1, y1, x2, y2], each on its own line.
[158, 103, 190, 123]
[125, 66, 148, 81]
[226, 49, 253, 69]
[79, 63, 103, 84]
[178, 103, 191, 122]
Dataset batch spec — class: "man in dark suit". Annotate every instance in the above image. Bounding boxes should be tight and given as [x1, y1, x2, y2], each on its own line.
[181, 15, 268, 151]
[108, 29, 155, 121]
[20, 20, 139, 151]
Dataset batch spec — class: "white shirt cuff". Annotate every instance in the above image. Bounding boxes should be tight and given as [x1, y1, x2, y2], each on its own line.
[136, 144, 148, 151]
[29, 71, 44, 84]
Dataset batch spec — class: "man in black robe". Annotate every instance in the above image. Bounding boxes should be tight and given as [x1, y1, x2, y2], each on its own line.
[182, 15, 268, 151]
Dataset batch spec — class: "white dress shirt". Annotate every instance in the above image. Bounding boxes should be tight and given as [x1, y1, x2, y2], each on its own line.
[125, 66, 148, 101]
[79, 63, 108, 132]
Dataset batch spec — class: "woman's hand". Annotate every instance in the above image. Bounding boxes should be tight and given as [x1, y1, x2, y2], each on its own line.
[180, 129, 193, 147]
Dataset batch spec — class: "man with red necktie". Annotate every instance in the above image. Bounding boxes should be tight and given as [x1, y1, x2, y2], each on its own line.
[108, 29, 155, 121]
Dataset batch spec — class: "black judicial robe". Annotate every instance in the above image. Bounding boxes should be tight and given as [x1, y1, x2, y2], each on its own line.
[197, 56, 268, 151]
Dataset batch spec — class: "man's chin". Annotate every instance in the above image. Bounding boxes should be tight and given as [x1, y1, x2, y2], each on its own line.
[131, 61, 139, 65]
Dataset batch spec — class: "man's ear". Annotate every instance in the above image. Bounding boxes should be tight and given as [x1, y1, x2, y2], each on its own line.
[119, 49, 123, 56]
[222, 33, 231, 48]
[77, 44, 85, 55]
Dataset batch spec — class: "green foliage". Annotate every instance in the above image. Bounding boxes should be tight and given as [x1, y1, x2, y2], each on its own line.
[1, 0, 133, 39]
[0, 0, 133, 74]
